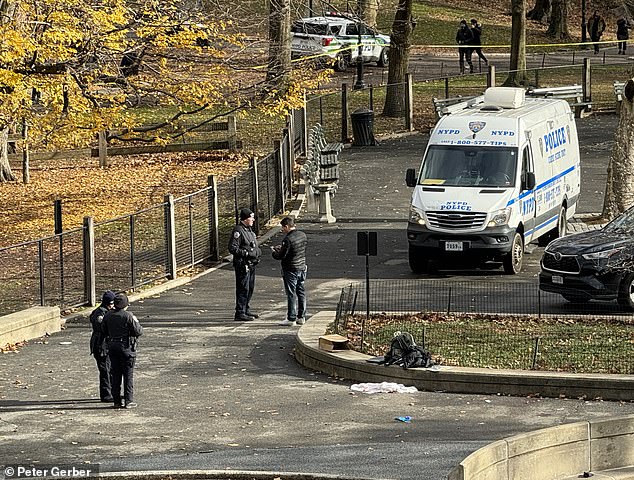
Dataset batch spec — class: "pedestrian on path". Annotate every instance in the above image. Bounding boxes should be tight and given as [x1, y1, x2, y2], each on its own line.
[89, 290, 115, 402]
[102, 293, 143, 409]
[587, 11, 606, 54]
[272, 217, 308, 326]
[228, 208, 262, 322]
[617, 17, 631, 54]
[456, 19, 474, 74]
[470, 19, 488, 66]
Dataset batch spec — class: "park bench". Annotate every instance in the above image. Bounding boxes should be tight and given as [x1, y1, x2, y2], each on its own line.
[526, 85, 590, 117]
[300, 124, 343, 223]
[614, 81, 626, 114]
[432, 95, 478, 118]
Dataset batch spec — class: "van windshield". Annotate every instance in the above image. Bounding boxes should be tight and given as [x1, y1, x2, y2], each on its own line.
[419, 146, 518, 187]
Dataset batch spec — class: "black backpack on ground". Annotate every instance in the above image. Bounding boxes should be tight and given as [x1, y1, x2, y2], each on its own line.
[380, 331, 435, 369]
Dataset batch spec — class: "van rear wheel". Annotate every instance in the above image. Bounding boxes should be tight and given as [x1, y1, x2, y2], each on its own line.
[503, 232, 524, 274]
[409, 246, 428, 274]
[538, 206, 567, 247]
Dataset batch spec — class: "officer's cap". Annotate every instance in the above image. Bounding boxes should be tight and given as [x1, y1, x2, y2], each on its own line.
[114, 293, 129, 309]
[240, 208, 254, 220]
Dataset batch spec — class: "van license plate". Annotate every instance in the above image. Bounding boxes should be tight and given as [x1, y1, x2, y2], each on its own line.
[445, 242, 463, 252]
[552, 275, 564, 284]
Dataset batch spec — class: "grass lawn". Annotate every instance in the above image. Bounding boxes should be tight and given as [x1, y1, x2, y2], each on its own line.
[339, 312, 634, 374]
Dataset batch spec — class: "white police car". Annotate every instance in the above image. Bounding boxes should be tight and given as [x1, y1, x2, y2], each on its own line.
[291, 12, 390, 71]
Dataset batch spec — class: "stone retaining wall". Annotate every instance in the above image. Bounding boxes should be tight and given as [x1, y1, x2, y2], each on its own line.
[0, 306, 61, 348]
[448, 415, 634, 480]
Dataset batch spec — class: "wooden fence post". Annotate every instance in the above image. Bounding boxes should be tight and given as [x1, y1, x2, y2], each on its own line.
[98, 131, 108, 167]
[582, 57, 592, 105]
[487, 65, 496, 88]
[208, 175, 220, 262]
[164, 194, 177, 280]
[227, 116, 237, 151]
[83, 216, 96, 307]
[405, 73, 414, 132]
[22, 118, 30, 184]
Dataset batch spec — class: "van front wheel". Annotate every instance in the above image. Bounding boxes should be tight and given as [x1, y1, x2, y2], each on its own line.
[409, 246, 429, 274]
[503, 232, 524, 274]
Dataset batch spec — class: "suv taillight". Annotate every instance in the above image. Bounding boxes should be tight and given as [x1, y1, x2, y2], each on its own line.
[322, 37, 333, 46]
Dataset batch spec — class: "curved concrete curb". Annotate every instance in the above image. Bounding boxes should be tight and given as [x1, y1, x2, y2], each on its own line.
[294, 312, 634, 401]
[447, 415, 634, 480]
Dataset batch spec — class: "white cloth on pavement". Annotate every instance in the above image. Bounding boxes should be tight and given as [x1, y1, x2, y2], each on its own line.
[350, 382, 418, 394]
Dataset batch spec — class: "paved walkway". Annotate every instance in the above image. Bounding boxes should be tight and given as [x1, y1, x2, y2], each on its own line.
[1, 117, 631, 480]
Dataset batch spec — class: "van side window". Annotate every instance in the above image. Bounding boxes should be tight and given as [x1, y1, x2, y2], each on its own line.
[521, 146, 530, 190]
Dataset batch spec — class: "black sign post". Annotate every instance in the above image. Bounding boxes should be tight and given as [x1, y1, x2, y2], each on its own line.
[357, 231, 377, 349]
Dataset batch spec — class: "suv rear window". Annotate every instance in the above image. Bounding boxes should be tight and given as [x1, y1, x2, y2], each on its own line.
[291, 22, 341, 35]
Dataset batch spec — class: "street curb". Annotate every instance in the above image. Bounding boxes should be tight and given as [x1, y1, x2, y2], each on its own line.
[294, 312, 634, 401]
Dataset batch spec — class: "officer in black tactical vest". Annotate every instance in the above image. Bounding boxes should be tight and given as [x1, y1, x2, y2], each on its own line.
[102, 293, 143, 409]
[228, 208, 262, 321]
[89, 290, 116, 402]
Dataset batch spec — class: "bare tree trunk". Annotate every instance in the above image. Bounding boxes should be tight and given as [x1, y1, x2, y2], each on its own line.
[266, 0, 291, 90]
[547, 0, 569, 39]
[504, 0, 528, 87]
[357, 0, 379, 27]
[603, 79, 634, 220]
[0, 127, 17, 182]
[527, 0, 551, 22]
[383, 0, 413, 117]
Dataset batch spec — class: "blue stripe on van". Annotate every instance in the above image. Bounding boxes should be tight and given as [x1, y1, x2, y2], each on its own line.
[506, 165, 576, 207]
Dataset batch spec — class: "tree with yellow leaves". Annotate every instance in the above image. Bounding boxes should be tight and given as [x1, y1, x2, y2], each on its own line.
[0, 0, 318, 183]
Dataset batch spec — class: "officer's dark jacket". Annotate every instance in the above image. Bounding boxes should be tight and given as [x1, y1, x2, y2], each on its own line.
[102, 309, 143, 353]
[89, 305, 109, 356]
[456, 25, 473, 45]
[228, 222, 262, 266]
[272, 229, 307, 272]
[470, 24, 483, 45]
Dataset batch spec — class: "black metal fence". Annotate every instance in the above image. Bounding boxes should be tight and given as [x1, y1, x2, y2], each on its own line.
[334, 279, 634, 374]
[0, 112, 305, 317]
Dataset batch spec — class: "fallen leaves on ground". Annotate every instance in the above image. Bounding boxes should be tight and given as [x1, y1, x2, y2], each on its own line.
[0, 150, 252, 248]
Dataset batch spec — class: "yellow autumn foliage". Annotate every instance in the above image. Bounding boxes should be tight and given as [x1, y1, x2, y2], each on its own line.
[0, 0, 317, 154]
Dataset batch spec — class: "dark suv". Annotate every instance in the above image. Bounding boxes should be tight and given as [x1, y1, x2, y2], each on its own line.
[539, 207, 634, 310]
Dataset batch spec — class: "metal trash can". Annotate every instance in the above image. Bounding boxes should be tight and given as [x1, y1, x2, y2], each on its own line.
[350, 108, 376, 146]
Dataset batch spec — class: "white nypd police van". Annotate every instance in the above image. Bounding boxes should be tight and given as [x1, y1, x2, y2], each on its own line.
[405, 87, 581, 274]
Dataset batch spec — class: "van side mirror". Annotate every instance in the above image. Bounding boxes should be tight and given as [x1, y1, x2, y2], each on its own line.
[406, 168, 417, 187]
[523, 172, 536, 190]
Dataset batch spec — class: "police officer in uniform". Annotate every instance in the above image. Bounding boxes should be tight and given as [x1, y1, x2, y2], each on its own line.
[89, 290, 115, 402]
[228, 208, 262, 321]
[102, 293, 143, 409]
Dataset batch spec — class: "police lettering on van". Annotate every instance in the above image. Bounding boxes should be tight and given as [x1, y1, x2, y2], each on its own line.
[405, 87, 581, 275]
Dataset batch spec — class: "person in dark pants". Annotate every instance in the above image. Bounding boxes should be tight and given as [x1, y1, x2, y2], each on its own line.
[89, 290, 115, 402]
[617, 17, 631, 54]
[272, 217, 308, 326]
[228, 208, 262, 322]
[470, 19, 488, 66]
[456, 19, 474, 74]
[102, 293, 143, 409]
[587, 11, 606, 54]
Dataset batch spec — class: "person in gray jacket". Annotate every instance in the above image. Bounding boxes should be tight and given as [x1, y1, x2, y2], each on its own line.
[272, 217, 308, 326]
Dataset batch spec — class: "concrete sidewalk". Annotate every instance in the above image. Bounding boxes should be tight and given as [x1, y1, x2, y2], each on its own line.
[1, 119, 631, 480]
